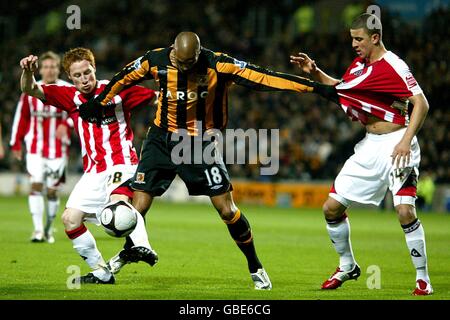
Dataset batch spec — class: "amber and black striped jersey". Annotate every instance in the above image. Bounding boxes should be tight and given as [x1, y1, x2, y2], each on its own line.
[95, 47, 323, 135]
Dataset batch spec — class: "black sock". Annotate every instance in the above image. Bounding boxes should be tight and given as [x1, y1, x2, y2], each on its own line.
[123, 236, 134, 250]
[225, 210, 262, 273]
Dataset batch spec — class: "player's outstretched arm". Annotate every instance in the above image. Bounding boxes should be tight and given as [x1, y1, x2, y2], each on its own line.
[19, 55, 45, 100]
[290, 52, 341, 86]
[391, 93, 429, 168]
[79, 54, 153, 125]
[215, 53, 339, 103]
[95, 54, 152, 107]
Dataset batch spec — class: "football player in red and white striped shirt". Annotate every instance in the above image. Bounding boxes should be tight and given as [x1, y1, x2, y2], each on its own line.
[20, 48, 158, 284]
[10, 51, 72, 244]
[291, 13, 432, 295]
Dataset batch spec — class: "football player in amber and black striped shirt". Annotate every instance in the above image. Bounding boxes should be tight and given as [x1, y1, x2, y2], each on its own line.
[80, 31, 335, 289]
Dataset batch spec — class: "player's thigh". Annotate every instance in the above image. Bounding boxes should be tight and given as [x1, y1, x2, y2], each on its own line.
[131, 128, 177, 196]
[26, 154, 45, 184]
[44, 157, 67, 190]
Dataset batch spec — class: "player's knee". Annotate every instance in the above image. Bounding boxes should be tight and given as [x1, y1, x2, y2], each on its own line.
[211, 192, 238, 221]
[31, 183, 43, 193]
[131, 191, 153, 216]
[215, 203, 234, 221]
[133, 198, 151, 216]
[47, 189, 58, 201]
[61, 210, 79, 230]
[396, 205, 416, 224]
[61, 210, 71, 227]
[323, 201, 343, 221]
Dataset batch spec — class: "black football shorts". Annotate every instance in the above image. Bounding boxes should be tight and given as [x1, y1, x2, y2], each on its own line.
[131, 125, 232, 197]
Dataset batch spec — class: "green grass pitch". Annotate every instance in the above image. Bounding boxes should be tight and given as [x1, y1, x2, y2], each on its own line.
[0, 195, 449, 300]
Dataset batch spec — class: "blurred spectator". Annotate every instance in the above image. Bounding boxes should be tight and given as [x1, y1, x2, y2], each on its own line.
[416, 171, 436, 212]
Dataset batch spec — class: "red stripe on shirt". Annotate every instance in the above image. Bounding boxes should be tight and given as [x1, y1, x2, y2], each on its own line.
[42, 109, 50, 158]
[109, 117, 125, 166]
[93, 125, 107, 173]
[30, 98, 38, 154]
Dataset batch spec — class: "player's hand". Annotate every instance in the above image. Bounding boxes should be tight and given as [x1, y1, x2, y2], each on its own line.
[391, 139, 411, 169]
[12, 149, 22, 161]
[20, 55, 38, 73]
[78, 98, 104, 127]
[0, 144, 5, 160]
[290, 53, 318, 74]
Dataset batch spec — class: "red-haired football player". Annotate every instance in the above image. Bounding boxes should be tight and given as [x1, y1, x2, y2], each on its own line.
[20, 48, 158, 285]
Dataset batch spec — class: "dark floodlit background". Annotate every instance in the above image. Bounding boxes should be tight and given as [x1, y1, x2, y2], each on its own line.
[0, 0, 449, 209]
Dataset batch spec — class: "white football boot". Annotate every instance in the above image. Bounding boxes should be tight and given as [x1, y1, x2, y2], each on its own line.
[45, 228, 55, 244]
[106, 252, 129, 274]
[251, 268, 272, 290]
[30, 231, 44, 243]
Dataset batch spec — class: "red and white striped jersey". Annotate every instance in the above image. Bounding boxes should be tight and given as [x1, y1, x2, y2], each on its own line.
[41, 80, 156, 173]
[335, 51, 422, 125]
[10, 80, 72, 159]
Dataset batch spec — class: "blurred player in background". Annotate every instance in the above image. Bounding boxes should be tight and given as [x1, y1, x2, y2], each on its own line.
[19, 48, 158, 284]
[79, 31, 336, 290]
[10, 51, 72, 244]
[291, 13, 432, 295]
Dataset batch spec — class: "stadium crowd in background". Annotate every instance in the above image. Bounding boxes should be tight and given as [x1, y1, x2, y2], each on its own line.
[0, 1, 448, 184]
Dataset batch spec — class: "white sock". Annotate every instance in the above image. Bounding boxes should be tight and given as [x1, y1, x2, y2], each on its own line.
[66, 224, 112, 281]
[326, 214, 356, 272]
[45, 198, 59, 234]
[402, 219, 430, 283]
[29, 193, 44, 233]
[128, 208, 153, 250]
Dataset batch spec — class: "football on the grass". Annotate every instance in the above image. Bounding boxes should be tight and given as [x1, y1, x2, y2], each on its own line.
[100, 201, 137, 237]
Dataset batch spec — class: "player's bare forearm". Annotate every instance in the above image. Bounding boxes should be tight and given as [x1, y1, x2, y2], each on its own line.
[19, 55, 45, 100]
[402, 93, 429, 143]
[20, 70, 45, 100]
[311, 68, 341, 86]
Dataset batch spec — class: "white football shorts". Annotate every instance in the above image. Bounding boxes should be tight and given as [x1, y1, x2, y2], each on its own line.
[66, 164, 137, 223]
[330, 127, 420, 207]
[26, 153, 67, 189]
